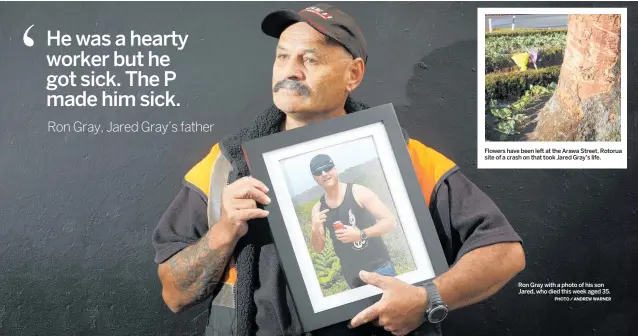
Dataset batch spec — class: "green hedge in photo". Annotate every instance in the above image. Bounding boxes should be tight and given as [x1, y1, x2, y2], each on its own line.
[486, 28, 568, 37]
[485, 65, 561, 102]
[485, 46, 564, 73]
[485, 32, 566, 60]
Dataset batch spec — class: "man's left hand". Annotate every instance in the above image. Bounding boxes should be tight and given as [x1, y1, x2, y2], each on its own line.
[335, 226, 362, 243]
[349, 271, 428, 336]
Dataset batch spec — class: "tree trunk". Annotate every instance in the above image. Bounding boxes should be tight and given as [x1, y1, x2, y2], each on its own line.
[529, 14, 621, 141]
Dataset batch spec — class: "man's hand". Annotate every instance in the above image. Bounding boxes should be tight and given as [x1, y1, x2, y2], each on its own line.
[335, 225, 361, 243]
[218, 176, 270, 241]
[312, 208, 329, 232]
[349, 271, 428, 336]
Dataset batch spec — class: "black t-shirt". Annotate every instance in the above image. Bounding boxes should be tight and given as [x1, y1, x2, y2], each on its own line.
[152, 170, 524, 335]
[319, 183, 392, 288]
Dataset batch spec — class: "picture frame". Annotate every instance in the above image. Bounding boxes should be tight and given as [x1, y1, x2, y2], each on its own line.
[242, 103, 449, 332]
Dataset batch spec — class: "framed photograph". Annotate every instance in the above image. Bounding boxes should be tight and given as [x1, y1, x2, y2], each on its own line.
[242, 103, 449, 332]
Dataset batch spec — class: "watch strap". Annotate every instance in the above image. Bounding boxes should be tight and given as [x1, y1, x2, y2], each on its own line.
[424, 281, 443, 307]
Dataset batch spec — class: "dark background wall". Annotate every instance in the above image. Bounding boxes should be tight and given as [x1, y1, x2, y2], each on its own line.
[0, 2, 636, 335]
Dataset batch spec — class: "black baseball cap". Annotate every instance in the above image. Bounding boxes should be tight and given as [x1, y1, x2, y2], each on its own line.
[261, 3, 368, 63]
[309, 154, 335, 176]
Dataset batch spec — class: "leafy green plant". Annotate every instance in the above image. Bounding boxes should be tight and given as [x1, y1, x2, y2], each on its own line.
[489, 82, 557, 137]
[313, 251, 340, 284]
[529, 82, 556, 95]
[489, 103, 523, 136]
[310, 245, 345, 294]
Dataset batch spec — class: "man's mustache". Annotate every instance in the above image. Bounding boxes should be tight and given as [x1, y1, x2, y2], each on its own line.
[273, 79, 310, 97]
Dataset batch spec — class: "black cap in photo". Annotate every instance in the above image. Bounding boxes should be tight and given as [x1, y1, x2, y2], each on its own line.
[261, 3, 368, 63]
[309, 154, 335, 174]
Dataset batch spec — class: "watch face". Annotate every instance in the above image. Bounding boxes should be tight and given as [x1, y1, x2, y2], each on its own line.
[428, 306, 448, 323]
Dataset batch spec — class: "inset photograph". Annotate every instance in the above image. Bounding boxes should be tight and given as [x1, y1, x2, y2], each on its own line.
[279, 136, 416, 297]
[481, 11, 623, 142]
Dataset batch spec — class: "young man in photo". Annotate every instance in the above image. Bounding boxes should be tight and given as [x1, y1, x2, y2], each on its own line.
[309, 154, 399, 289]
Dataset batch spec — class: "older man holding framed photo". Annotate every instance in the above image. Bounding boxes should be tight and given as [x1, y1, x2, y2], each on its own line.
[153, 3, 525, 336]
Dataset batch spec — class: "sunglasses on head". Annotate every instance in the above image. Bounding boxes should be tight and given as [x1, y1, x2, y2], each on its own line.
[312, 164, 335, 176]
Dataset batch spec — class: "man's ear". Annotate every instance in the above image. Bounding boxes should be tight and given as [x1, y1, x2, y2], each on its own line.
[345, 58, 365, 93]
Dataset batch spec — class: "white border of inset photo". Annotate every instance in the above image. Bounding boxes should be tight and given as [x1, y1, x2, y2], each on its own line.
[477, 8, 627, 169]
[263, 122, 435, 313]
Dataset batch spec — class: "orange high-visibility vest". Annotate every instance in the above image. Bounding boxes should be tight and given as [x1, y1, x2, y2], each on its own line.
[183, 138, 457, 286]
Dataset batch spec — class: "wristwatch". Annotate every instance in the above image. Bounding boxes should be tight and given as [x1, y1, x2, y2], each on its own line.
[423, 281, 448, 323]
[359, 229, 368, 241]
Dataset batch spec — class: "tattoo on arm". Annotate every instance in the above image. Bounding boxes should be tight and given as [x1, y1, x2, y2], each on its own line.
[167, 235, 233, 305]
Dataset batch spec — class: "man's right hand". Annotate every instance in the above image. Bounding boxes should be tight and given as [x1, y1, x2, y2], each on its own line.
[312, 208, 329, 231]
[218, 176, 271, 241]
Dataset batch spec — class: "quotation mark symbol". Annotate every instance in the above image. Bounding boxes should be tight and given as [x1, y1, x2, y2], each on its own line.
[24, 24, 35, 47]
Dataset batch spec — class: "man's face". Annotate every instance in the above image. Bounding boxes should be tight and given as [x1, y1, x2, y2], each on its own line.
[313, 166, 338, 189]
[272, 22, 352, 118]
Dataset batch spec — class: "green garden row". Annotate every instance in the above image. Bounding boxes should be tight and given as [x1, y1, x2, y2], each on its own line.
[485, 65, 561, 102]
[485, 28, 568, 37]
[485, 46, 564, 73]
